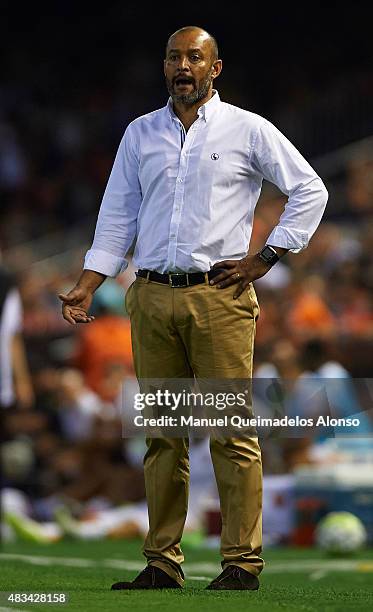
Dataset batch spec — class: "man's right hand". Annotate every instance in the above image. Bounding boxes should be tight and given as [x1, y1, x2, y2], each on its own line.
[58, 286, 95, 325]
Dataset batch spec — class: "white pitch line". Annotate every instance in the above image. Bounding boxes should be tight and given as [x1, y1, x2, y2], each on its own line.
[184, 562, 219, 573]
[103, 560, 145, 571]
[1, 553, 373, 575]
[263, 560, 365, 572]
[0, 608, 32, 612]
[0, 553, 95, 567]
[102, 560, 216, 578]
[309, 570, 328, 581]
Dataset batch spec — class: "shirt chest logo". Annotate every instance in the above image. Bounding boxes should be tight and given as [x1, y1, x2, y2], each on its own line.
[211, 153, 219, 161]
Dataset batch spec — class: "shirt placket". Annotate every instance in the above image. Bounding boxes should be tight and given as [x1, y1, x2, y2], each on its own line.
[166, 117, 201, 271]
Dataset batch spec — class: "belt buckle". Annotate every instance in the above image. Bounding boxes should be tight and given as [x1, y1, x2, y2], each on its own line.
[169, 273, 187, 288]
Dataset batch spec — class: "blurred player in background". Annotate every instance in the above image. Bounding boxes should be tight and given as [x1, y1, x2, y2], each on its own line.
[59, 26, 328, 591]
[0, 259, 34, 411]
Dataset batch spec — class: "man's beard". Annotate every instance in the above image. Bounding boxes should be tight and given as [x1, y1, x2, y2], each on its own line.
[166, 72, 213, 106]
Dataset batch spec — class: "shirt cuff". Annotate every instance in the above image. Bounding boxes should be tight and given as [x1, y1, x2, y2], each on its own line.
[84, 248, 128, 277]
[266, 226, 309, 253]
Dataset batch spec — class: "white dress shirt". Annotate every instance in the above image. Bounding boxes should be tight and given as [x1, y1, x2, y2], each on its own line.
[84, 90, 328, 276]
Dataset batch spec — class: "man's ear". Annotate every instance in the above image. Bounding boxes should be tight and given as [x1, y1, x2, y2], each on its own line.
[211, 59, 223, 80]
[211, 60, 223, 79]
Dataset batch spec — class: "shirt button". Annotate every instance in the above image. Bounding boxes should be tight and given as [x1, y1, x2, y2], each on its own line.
[177, 177, 183, 183]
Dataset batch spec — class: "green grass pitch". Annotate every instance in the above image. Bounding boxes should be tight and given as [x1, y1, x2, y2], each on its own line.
[1, 539, 373, 611]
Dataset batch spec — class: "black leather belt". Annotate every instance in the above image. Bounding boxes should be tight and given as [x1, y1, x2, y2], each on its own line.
[136, 268, 223, 288]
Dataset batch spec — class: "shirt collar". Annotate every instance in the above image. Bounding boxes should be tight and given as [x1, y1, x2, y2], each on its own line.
[167, 89, 221, 124]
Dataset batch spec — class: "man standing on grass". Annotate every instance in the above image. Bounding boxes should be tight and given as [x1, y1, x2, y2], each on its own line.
[59, 26, 328, 590]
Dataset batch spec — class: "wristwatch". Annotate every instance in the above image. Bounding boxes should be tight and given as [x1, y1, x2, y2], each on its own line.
[257, 245, 280, 266]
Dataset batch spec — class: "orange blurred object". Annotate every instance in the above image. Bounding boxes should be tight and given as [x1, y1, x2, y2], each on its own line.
[75, 315, 134, 401]
[289, 293, 335, 337]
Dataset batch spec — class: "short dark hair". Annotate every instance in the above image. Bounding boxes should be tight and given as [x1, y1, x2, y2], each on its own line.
[166, 26, 219, 62]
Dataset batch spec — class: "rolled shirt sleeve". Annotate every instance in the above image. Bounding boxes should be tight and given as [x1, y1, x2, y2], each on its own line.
[251, 119, 328, 252]
[84, 123, 142, 276]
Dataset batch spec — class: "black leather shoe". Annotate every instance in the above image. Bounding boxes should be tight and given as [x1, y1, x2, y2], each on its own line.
[111, 565, 182, 590]
[206, 565, 259, 590]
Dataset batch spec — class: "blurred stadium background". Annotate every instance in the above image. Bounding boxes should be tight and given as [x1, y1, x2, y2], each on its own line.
[1, 2, 373, 608]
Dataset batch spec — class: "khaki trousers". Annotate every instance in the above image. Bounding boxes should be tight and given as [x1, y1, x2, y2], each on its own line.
[125, 273, 264, 585]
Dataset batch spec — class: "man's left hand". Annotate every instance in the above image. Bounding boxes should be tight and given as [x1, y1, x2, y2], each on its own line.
[210, 255, 272, 299]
